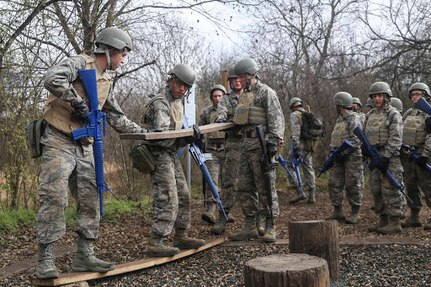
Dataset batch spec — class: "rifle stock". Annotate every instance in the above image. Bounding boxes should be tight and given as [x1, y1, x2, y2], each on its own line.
[71, 69, 108, 216]
[353, 127, 412, 203]
[317, 140, 353, 178]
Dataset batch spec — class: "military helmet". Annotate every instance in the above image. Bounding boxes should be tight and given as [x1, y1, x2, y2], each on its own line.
[390, 97, 403, 113]
[168, 64, 196, 86]
[369, 81, 393, 98]
[408, 82, 431, 99]
[234, 58, 259, 75]
[210, 84, 227, 98]
[228, 66, 237, 79]
[366, 97, 374, 108]
[333, 92, 353, 108]
[288, 97, 303, 108]
[95, 27, 132, 52]
[352, 97, 362, 107]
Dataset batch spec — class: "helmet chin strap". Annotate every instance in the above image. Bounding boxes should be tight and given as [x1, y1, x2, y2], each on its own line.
[105, 50, 112, 70]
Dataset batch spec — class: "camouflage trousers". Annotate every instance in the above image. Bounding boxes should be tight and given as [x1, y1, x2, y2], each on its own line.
[237, 138, 280, 218]
[204, 146, 225, 205]
[36, 125, 99, 244]
[369, 156, 404, 217]
[148, 147, 191, 237]
[328, 149, 364, 207]
[403, 156, 431, 210]
[220, 137, 242, 210]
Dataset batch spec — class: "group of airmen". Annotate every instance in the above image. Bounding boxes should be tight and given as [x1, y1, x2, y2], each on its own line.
[32, 25, 431, 280]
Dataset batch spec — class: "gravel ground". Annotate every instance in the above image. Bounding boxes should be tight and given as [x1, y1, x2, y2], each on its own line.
[1, 186, 431, 286]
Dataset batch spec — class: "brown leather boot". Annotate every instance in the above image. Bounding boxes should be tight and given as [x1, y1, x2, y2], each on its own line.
[262, 217, 276, 243]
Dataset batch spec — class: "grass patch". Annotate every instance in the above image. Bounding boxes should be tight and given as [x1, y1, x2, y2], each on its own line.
[0, 209, 36, 232]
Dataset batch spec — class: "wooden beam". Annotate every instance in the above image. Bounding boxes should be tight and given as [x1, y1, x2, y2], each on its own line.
[119, 122, 235, 140]
[32, 237, 225, 286]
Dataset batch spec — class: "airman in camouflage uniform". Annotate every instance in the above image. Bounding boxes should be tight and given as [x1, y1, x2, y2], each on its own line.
[141, 64, 205, 257]
[288, 97, 317, 204]
[401, 83, 431, 230]
[326, 92, 364, 224]
[199, 84, 227, 224]
[35, 27, 144, 279]
[352, 97, 366, 127]
[210, 67, 244, 235]
[391, 97, 404, 114]
[365, 81, 404, 234]
[228, 58, 285, 243]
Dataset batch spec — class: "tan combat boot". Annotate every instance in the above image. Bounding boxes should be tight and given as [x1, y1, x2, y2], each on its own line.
[72, 236, 114, 272]
[229, 216, 259, 241]
[376, 216, 402, 234]
[308, 188, 316, 204]
[289, 192, 307, 204]
[262, 217, 276, 243]
[326, 205, 345, 221]
[401, 209, 422, 228]
[201, 203, 217, 224]
[256, 213, 265, 236]
[345, 205, 360, 224]
[210, 210, 228, 235]
[173, 228, 206, 249]
[368, 214, 389, 232]
[146, 233, 180, 257]
[35, 243, 59, 279]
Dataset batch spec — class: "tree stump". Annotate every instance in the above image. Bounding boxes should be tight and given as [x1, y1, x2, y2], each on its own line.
[288, 220, 339, 280]
[244, 253, 329, 287]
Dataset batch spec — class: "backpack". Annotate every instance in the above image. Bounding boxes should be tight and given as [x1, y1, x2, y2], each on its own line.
[300, 111, 323, 141]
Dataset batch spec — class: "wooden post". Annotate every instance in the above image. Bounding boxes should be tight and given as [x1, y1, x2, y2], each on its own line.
[244, 254, 329, 287]
[288, 220, 339, 280]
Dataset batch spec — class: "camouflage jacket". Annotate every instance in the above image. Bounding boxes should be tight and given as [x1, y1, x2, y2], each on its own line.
[403, 107, 431, 158]
[216, 91, 241, 122]
[333, 110, 362, 148]
[43, 54, 142, 133]
[365, 104, 403, 157]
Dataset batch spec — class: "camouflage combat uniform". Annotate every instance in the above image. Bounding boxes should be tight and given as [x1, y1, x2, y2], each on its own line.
[141, 88, 191, 238]
[215, 91, 243, 213]
[328, 110, 364, 222]
[401, 106, 431, 227]
[37, 54, 143, 245]
[365, 104, 404, 222]
[290, 108, 316, 198]
[199, 104, 225, 208]
[233, 81, 284, 229]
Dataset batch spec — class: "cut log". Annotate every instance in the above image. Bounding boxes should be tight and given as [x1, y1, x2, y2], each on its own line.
[288, 220, 339, 280]
[119, 122, 235, 140]
[244, 253, 329, 287]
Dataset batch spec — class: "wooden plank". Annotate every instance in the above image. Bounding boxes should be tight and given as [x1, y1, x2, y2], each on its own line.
[119, 122, 235, 140]
[32, 237, 225, 287]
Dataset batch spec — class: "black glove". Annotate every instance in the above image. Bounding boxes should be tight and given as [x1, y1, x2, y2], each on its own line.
[71, 99, 89, 121]
[425, 118, 431, 133]
[293, 145, 302, 159]
[192, 124, 202, 142]
[416, 156, 428, 168]
[266, 142, 278, 158]
[376, 156, 390, 173]
[361, 144, 370, 158]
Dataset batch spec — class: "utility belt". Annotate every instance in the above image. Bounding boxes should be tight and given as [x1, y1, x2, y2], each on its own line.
[48, 123, 94, 146]
[242, 130, 258, 138]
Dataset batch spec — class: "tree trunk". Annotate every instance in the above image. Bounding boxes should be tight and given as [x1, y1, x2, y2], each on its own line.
[244, 253, 329, 287]
[288, 220, 339, 280]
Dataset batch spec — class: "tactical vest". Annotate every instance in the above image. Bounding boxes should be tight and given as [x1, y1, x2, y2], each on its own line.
[365, 108, 397, 146]
[232, 91, 267, 125]
[43, 54, 111, 135]
[403, 113, 426, 146]
[141, 94, 184, 131]
[330, 119, 349, 148]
